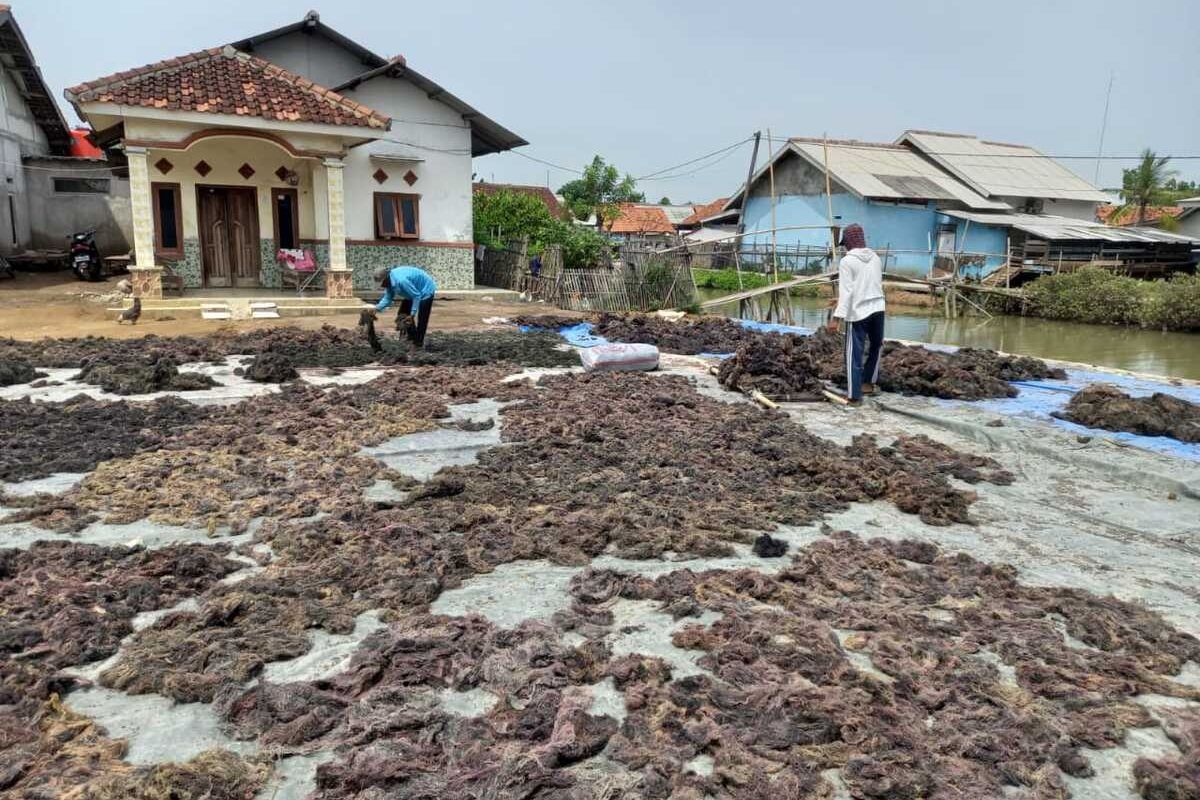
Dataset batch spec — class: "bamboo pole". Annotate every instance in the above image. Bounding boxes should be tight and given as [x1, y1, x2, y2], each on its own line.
[767, 129, 779, 284]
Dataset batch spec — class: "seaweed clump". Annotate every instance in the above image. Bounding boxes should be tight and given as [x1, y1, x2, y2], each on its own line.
[1053, 383, 1200, 443]
[0, 358, 44, 387]
[74, 357, 217, 395]
[718, 333, 825, 399]
[243, 352, 298, 383]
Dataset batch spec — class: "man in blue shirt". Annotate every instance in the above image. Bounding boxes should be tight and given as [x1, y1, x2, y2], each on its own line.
[365, 266, 438, 347]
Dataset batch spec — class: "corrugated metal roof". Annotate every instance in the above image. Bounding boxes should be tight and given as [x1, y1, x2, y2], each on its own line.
[788, 139, 1009, 211]
[898, 131, 1110, 203]
[659, 205, 699, 225]
[941, 210, 1200, 244]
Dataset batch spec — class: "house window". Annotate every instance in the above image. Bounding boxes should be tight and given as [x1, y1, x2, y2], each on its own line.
[151, 182, 183, 257]
[272, 188, 299, 250]
[374, 192, 419, 239]
[53, 177, 110, 194]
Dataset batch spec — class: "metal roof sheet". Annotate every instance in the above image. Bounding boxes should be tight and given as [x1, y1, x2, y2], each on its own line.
[940, 210, 1200, 244]
[898, 131, 1110, 203]
[788, 139, 1009, 211]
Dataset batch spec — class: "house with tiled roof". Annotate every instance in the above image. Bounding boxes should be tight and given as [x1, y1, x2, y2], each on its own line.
[472, 182, 566, 219]
[67, 10, 526, 296]
[605, 204, 677, 240]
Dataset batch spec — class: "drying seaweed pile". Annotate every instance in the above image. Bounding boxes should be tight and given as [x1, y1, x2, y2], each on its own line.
[717, 334, 826, 399]
[592, 313, 756, 355]
[0, 394, 211, 482]
[73, 357, 218, 395]
[242, 352, 298, 383]
[796, 328, 1067, 401]
[11, 366, 535, 534]
[3, 352, 1197, 798]
[0, 358, 44, 387]
[1053, 383, 1200, 443]
[0, 325, 579, 374]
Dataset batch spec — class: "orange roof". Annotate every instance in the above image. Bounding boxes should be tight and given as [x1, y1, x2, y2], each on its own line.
[1097, 204, 1182, 226]
[606, 204, 675, 234]
[473, 182, 565, 218]
[680, 197, 729, 226]
[66, 46, 390, 130]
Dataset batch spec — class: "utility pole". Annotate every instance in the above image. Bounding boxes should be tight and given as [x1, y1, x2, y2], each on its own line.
[1094, 72, 1114, 186]
[735, 131, 762, 237]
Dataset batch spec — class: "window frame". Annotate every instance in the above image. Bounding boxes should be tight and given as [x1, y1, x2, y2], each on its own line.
[151, 182, 184, 258]
[373, 192, 420, 240]
[271, 187, 300, 251]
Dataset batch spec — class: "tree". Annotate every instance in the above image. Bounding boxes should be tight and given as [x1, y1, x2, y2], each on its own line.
[473, 188, 607, 269]
[659, 196, 672, 205]
[558, 155, 644, 230]
[1120, 149, 1177, 225]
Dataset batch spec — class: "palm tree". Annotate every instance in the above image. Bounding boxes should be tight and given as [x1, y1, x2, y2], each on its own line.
[1119, 149, 1177, 226]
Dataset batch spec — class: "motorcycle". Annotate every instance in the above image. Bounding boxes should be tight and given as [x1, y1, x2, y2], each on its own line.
[69, 230, 102, 282]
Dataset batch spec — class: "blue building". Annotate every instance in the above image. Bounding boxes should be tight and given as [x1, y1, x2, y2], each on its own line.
[722, 131, 1113, 279]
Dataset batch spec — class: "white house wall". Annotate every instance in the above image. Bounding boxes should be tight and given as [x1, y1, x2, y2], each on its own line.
[339, 77, 474, 245]
[0, 67, 49, 254]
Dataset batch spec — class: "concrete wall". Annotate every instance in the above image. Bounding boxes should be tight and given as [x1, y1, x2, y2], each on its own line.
[938, 214, 1009, 279]
[1177, 213, 1200, 239]
[23, 158, 131, 254]
[1000, 196, 1099, 222]
[0, 67, 50, 255]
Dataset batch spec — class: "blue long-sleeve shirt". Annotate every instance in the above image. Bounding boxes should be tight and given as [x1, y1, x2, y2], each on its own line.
[375, 267, 438, 323]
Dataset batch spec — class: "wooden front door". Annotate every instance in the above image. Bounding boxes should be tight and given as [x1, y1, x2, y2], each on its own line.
[197, 186, 260, 288]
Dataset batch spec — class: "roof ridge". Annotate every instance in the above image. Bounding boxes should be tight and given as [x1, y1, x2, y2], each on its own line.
[789, 136, 905, 150]
[66, 46, 390, 128]
[902, 129, 978, 139]
[978, 139, 1037, 150]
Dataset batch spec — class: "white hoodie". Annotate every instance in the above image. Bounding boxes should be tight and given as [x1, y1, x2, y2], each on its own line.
[833, 247, 885, 322]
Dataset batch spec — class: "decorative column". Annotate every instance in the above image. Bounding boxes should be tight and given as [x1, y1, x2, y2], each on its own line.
[126, 146, 162, 298]
[323, 157, 353, 299]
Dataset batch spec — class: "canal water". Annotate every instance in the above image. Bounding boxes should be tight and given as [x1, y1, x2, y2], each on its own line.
[697, 290, 1200, 381]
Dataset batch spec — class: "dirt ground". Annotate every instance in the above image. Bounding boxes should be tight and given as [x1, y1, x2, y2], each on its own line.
[0, 269, 530, 339]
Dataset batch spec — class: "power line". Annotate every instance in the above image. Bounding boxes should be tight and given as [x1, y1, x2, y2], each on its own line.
[638, 145, 748, 183]
[635, 137, 753, 180]
[510, 149, 582, 175]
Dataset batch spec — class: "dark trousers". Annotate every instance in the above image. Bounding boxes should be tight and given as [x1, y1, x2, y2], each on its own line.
[396, 296, 434, 346]
[845, 310, 885, 400]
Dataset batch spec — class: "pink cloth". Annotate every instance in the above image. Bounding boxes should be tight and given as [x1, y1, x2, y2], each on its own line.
[278, 249, 316, 271]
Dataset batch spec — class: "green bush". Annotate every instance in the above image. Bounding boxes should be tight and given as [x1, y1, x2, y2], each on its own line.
[693, 269, 770, 291]
[1023, 267, 1200, 331]
[472, 189, 608, 269]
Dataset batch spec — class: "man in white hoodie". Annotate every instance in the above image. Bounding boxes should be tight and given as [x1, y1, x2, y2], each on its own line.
[827, 223, 885, 404]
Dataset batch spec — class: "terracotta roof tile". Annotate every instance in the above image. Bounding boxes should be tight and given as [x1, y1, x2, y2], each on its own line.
[680, 197, 729, 226]
[473, 182, 566, 219]
[65, 45, 390, 130]
[1097, 204, 1182, 226]
[606, 204, 675, 234]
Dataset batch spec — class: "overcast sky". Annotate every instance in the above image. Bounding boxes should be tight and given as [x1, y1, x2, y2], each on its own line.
[21, 0, 1200, 202]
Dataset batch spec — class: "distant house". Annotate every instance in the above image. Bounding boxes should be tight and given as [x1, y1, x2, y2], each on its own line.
[605, 203, 678, 244]
[0, 7, 130, 257]
[678, 198, 729, 230]
[1177, 198, 1200, 238]
[473, 182, 566, 219]
[1097, 204, 1183, 228]
[66, 10, 525, 297]
[721, 131, 1191, 278]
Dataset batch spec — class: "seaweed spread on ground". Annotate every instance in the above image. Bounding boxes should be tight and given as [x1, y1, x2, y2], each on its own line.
[592, 313, 756, 356]
[717, 334, 825, 399]
[0, 358, 44, 387]
[4, 362, 1196, 799]
[0, 394, 211, 483]
[242, 352, 298, 383]
[1133, 706, 1200, 799]
[1052, 383, 1200, 443]
[0, 326, 579, 372]
[11, 366, 534, 534]
[73, 357, 218, 395]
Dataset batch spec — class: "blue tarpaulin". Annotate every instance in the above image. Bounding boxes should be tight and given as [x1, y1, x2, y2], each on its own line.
[520, 320, 1200, 461]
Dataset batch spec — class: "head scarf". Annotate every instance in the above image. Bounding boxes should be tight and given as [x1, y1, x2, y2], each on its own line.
[839, 224, 866, 250]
